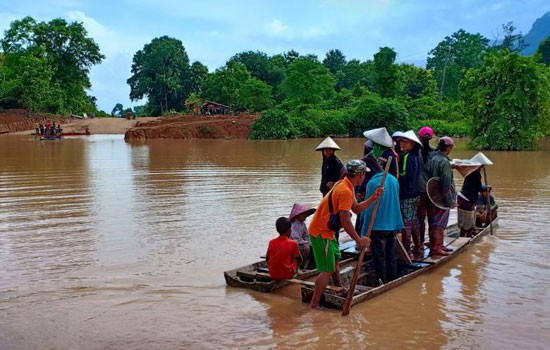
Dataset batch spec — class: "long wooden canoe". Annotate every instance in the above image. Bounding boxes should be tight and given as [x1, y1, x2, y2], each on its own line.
[300, 218, 498, 310]
[224, 240, 358, 292]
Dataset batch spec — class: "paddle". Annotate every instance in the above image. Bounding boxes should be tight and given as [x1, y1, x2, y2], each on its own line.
[342, 156, 392, 316]
[482, 166, 493, 235]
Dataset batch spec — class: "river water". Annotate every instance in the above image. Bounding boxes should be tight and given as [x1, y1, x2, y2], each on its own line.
[0, 135, 549, 349]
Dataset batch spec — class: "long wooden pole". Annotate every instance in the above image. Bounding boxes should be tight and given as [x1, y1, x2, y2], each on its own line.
[342, 156, 392, 316]
[482, 166, 493, 235]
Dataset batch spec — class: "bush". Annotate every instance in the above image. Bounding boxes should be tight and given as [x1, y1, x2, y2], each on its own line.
[249, 108, 291, 139]
[349, 94, 409, 136]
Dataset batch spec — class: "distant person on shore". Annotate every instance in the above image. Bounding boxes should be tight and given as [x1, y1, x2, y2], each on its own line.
[316, 137, 345, 197]
[289, 203, 316, 270]
[417, 126, 436, 249]
[476, 185, 498, 227]
[266, 217, 301, 280]
[308, 160, 384, 309]
[426, 136, 456, 257]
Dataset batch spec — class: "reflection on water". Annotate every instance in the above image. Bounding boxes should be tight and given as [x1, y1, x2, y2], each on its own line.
[1, 135, 549, 349]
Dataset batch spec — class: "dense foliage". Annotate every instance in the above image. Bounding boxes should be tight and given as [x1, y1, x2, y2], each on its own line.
[461, 50, 550, 150]
[0, 16, 104, 114]
[1, 15, 549, 149]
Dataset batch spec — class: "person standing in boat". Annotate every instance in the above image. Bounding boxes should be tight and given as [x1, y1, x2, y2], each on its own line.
[417, 126, 435, 248]
[426, 136, 457, 257]
[363, 127, 399, 179]
[265, 217, 301, 280]
[317, 137, 345, 197]
[394, 130, 423, 258]
[289, 203, 316, 270]
[308, 160, 384, 309]
[359, 159, 403, 284]
[457, 167, 484, 237]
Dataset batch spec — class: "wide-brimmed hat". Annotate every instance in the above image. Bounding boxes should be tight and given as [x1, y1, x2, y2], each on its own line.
[289, 203, 316, 221]
[315, 137, 341, 151]
[393, 130, 422, 147]
[470, 152, 493, 165]
[451, 159, 482, 177]
[363, 127, 392, 148]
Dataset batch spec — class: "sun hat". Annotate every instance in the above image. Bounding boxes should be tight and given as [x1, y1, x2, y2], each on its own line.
[289, 203, 316, 221]
[315, 136, 341, 151]
[363, 127, 392, 148]
[346, 159, 369, 175]
[397, 130, 422, 147]
[418, 126, 434, 139]
[469, 152, 493, 165]
[439, 136, 454, 146]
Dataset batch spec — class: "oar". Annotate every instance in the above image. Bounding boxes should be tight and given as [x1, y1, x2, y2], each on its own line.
[482, 166, 493, 235]
[342, 156, 392, 316]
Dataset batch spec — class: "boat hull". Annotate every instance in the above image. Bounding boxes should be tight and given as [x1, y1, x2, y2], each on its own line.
[300, 218, 498, 310]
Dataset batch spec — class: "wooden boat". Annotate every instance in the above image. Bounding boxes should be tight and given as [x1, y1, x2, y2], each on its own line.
[40, 135, 61, 141]
[61, 131, 91, 136]
[224, 240, 358, 293]
[300, 218, 498, 310]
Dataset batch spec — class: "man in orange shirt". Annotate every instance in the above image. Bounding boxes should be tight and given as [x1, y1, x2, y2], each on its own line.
[308, 160, 384, 309]
[266, 217, 301, 280]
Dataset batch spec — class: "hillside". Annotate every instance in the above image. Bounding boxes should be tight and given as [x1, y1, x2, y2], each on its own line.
[522, 11, 550, 55]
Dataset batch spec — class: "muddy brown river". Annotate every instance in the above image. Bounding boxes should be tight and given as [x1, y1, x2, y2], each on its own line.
[1, 135, 549, 349]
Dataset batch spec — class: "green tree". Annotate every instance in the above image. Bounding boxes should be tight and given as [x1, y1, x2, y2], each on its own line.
[493, 22, 527, 53]
[0, 16, 104, 113]
[127, 36, 191, 115]
[228, 51, 285, 88]
[335, 59, 376, 91]
[398, 64, 438, 99]
[349, 93, 409, 136]
[534, 36, 550, 66]
[235, 78, 273, 112]
[427, 29, 489, 102]
[461, 50, 550, 150]
[201, 61, 251, 111]
[111, 103, 124, 117]
[373, 47, 400, 98]
[188, 61, 209, 95]
[323, 49, 347, 74]
[249, 108, 291, 139]
[280, 57, 335, 107]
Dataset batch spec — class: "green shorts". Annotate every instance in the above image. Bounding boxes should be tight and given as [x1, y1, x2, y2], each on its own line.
[309, 235, 341, 273]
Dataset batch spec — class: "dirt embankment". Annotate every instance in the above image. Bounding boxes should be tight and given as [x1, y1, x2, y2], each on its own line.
[124, 114, 259, 140]
[0, 109, 259, 138]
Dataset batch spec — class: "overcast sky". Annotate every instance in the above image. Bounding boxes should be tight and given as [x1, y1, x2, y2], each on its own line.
[1, 0, 548, 112]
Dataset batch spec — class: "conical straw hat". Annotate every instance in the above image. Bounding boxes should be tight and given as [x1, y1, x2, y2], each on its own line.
[470, 152, 493, 165]
[289, 203, 316, 221]
[394, 130, 422, 147]
[363, 127, 392, 147]
[315, 136, 341, 151]
[451, 159, 482, 177]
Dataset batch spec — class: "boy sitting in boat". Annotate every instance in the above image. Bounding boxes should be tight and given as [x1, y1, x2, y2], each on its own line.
[289, 203, 316, 270]
[476, 185, 498, 227]
[266, 217, 301, 280]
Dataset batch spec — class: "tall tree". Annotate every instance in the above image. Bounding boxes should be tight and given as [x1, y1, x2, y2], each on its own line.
[235, 78, 273, 113]
[127, 36, 191, 115]
[228, 51, 285, 88]
[461, 50, 550, 150]
[427, 29, 489, 102]
[280, 57, 335, 107]
[398, 64, 438, 99]
[0, 16, 104, 113]
[535, 36, 550, 66]
[373, 47, 399, 98]
[493, 22, 527, 53]
[201, 61, 251, 110]
[335, 59, 376, 92]
[323, 49, 347, 74]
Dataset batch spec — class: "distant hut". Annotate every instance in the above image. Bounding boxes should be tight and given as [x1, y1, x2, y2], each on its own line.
[200, 100, 230, 115]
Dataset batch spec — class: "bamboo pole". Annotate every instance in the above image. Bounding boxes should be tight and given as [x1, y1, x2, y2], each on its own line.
[482, 166, 493, 235]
